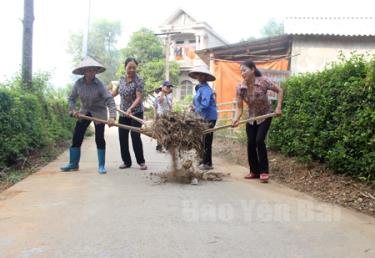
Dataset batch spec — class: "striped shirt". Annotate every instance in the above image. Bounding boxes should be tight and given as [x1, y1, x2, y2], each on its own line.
[118, 74, 144, 115]
[68, 77, 116, 120]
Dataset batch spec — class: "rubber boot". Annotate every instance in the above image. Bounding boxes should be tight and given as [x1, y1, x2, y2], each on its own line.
[97, 149, 107, 174]
[60, 147, 80, 172]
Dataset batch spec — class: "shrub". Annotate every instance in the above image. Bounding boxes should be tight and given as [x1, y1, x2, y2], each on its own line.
[269, 54, 375, 180]
[0, 73, 75, 169]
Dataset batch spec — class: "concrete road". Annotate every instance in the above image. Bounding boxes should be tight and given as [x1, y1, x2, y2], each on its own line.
[0, 127, 375, 258]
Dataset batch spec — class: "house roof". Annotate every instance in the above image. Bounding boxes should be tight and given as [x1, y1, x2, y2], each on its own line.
[196, 35, 292, 64]
[284, 17, 375, 36]
[159, 8, 229, 45]
[162, 8, 197, 26]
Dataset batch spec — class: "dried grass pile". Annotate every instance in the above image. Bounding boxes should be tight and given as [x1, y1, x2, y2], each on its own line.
[149, 111, 209, 156]
[143, 111, 229, 184]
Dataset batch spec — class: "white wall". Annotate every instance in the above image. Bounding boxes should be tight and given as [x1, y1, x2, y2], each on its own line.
[206, 31, 226, 49]
[291, 35, 375, 74]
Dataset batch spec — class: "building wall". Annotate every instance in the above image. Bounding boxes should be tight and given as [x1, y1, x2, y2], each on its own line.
[291, 35, 375, 74]
[206, 31, 226, 49]
[160, 11, 227, 100]
[168, 29, 221, 100]
[173, 72, 197, 101]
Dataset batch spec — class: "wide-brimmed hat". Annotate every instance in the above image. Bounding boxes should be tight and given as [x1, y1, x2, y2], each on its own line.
[72, 56, 106, 75]
[188, 66, 216, 81]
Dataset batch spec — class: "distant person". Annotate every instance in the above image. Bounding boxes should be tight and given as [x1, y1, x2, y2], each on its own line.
[232, 60, 283, 183]
[153, 80, 174, 152]
[189, 66, 218, 171]
[112, 57, 147, 170]
[61, 56, 116, 174]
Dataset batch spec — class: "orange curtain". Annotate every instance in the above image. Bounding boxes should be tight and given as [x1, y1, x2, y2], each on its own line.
[256, 59, 289, 70]
[213, 59, 289, 118]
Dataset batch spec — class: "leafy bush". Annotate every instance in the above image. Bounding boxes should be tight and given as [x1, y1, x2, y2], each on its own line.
[269, 54, 375, 180]
[0, 73, 75, 169]
[173, 95, 193, 113]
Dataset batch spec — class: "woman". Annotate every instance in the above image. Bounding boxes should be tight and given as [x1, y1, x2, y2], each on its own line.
[61, 56, 116, 174]
[189, 66, 218, 170]
[112, 57, 147, 170]
[232, 60, 283, 183]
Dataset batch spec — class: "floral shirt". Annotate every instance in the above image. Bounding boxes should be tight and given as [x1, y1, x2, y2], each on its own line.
[236, 77, 275, 124]
[118, 74, 144, 115]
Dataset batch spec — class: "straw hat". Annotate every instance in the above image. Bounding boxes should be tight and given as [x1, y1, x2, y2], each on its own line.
[188, 66, 216, 81]
[72, 56, 106, 75]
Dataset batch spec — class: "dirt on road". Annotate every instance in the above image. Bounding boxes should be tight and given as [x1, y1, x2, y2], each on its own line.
[213, 137, 375, 218]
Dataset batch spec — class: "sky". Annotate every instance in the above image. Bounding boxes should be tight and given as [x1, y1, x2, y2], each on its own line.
[0, 0, 374, 87]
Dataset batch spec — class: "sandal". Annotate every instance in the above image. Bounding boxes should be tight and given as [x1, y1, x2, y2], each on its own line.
[260, 173, 269, 183]
[244, 172, 259, 179]
[119, 164, 131, 169]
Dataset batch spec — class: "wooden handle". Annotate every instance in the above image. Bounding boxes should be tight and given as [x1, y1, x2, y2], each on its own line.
[203, 113, 277, 134]
[116, 108, 145, 124]
[78, 114, 146, 135]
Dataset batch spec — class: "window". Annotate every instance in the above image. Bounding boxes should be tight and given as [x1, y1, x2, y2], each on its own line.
[180, 80, 193, 100]
[176, 40, 185, 45]
[188, 39, 196, 44]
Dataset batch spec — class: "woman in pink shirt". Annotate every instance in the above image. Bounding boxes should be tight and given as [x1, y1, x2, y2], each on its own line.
[232, 60, 283, 183]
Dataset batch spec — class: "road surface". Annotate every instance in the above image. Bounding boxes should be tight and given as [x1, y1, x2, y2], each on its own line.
[1, 127, 375, 258]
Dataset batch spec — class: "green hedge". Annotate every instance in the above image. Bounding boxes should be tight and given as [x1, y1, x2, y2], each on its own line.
[0, 74, 75, 169]
[269, 54, 375, 180]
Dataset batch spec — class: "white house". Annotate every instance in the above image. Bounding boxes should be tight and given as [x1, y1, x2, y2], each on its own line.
[158, 9, 228, 100]
[285, 17, 375, 74]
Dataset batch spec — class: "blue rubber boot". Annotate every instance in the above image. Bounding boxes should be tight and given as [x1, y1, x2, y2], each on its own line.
[60, 147, 80, 172]
[97, 149, 107, 174]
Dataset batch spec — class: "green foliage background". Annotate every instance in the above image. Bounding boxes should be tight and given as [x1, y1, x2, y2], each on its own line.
[0, 73, 75, 170]
[269, 54, 375, 181]
[67, 19, 122, 85]
[116, 28, 180, 93]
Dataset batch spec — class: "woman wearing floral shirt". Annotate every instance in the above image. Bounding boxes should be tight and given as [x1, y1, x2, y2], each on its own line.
[232, 60, 283, 183]
[112, 57, 147, 170]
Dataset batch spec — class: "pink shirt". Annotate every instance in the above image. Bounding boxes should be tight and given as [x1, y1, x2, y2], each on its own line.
[236, 77, 275, 124]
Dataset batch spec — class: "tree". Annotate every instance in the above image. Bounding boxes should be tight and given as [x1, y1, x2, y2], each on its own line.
[260, 18, 284, 37]
[116, 28, 180, 93]
[67, 19, 122, 85]
[22, 0, 34, 89]
[138, 59, 180, 93]
[120, 28, 164, 63]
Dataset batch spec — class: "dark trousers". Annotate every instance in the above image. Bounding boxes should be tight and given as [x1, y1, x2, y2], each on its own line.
[203, 120, 216, 166]
[118, 113, 145, 166]
[72, 113, 105, 149]
[246, 118, 272, 174]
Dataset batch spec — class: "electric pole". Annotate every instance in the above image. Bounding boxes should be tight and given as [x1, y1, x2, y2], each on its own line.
[155, 31, 181, 81]
[22, 0, 34, 89]
[82, 0, 91, 58]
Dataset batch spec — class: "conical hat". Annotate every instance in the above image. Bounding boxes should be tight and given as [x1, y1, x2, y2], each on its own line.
[188, 66, 216, 81]
[72, 56, 106, 75]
